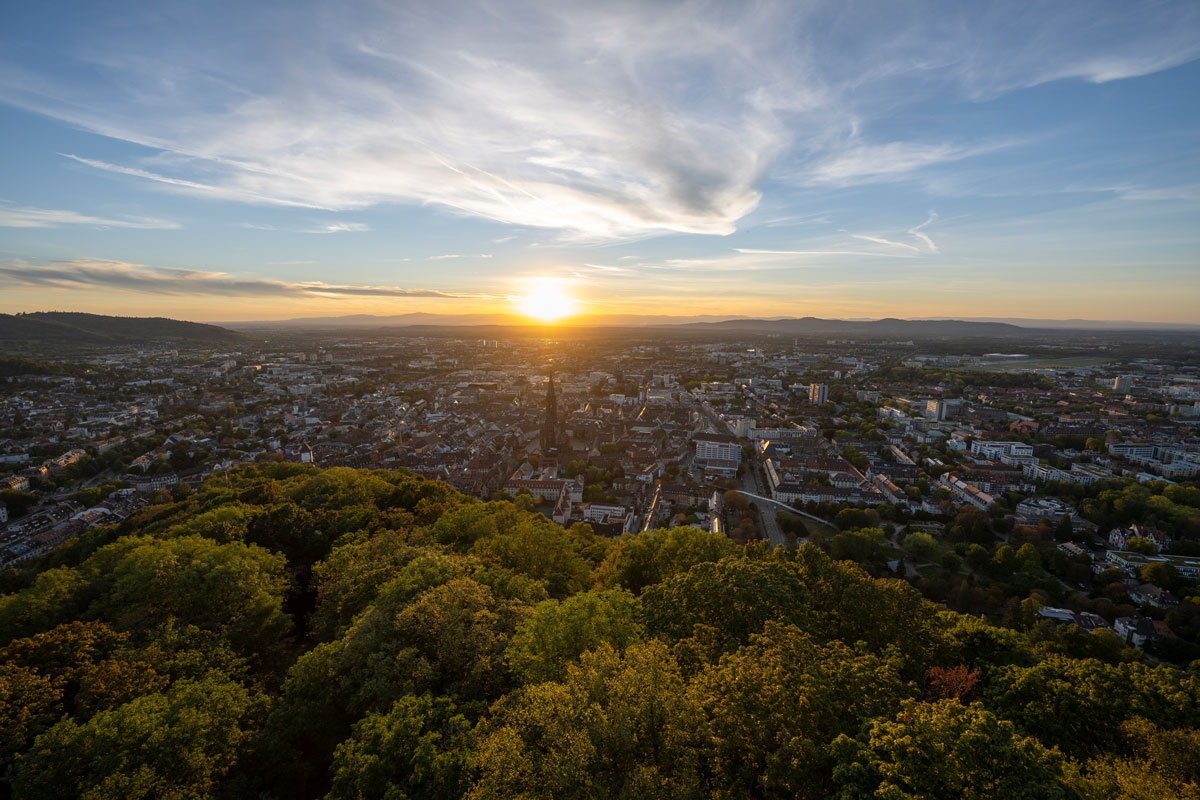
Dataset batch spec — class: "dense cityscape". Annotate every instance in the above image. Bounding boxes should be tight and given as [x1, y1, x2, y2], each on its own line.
[5, 326, 1199, 666]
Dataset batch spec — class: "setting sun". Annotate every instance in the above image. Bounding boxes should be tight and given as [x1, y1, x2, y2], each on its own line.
[517, 279, 577, 322]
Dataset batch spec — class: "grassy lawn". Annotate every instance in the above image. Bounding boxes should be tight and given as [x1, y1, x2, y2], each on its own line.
[966, 355, 1113, 371]
[803, 519, 839, 540]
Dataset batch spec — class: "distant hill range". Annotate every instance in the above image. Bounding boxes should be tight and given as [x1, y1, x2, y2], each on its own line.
[225, 312, 740, 329]
[668, 317, 1024, 337]
[221, 312, 1198, 335]
[0, 312, 244, 346]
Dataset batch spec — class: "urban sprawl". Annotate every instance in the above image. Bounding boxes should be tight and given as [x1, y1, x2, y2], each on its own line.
[3, 334, 1200, 660]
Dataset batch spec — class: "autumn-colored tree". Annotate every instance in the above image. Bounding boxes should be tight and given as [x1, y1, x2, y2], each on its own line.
[925, 665, 981, 701]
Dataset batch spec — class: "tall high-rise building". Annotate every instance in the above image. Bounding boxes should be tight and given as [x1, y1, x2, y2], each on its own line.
[540, 373, 559, 452]
[808, 383, 828, 405]
[1112, 375, 1133, 393]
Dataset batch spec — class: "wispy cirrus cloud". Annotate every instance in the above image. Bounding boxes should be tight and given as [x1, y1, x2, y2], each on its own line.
[59, 154, 326, 209]
[428, 253, 492, 260]
[0, 204, 179, 230]
[849, 234, 920, 254]
[845, 213, 940, 255]
[0, 259, 486, 299]
[239, 221, 368, 233]
[306, 222, 369, 234]
[733, 248, 915, 259]
[806, 141, 1012, 186]
[1, 1, 1196, 240]
[907, 213, 939, 253]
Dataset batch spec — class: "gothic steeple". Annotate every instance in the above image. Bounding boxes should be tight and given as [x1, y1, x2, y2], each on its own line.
[540, 372, 559, 453]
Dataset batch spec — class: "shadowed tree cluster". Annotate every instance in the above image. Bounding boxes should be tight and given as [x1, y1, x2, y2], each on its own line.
[0, 464, 1196, 798]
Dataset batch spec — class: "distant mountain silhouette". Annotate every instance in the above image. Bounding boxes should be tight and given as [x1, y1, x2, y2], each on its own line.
[0, 312, 245, 345]
[222, 312, 744, 329]
[219, 312, 1198, 335]
[671, 317, 1031, 337]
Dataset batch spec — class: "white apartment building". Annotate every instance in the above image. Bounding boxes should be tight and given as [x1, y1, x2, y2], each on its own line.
[694, 433, 742, 463]
[970, 440, 1034, 460]
[1108, 442, 1157, 461]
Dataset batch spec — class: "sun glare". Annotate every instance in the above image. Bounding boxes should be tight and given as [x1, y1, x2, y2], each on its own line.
[517, 280, 577, 322]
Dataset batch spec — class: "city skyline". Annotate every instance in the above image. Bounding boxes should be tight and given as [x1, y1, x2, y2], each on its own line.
[2, 0, 1199, 322]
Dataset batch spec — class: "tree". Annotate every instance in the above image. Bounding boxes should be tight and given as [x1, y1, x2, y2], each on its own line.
[281, 575, 527, 744]
[724, 490, 748, 511]
[950, 508, 992, 544]
[9, 675, 267, 800]
[0, 489, 37, 519]
[1126, 537, 1157, 555]
[1067, 718, 1200, 799]
[790, 546, 943, 677]
[940, 551, 963, 573]
[940, 614, 1035, 671]
[831, 700, 1072, 800]
[964, 544, 991, 573]
[835, 508, 879, 532]
[830, 528, 887, 565]
[1055, 514, 1073, 541]
[0, 663, 61, 761]
[641, 558, 812, 660]
[901, 532, 937, 560]
[1040, 625, 1136, 665]
[0, 567, 87, 644]
[992, 544, 1017, 574]
[471, 642, 709, 800]
[328, 694, 475, 800]
[506, 589, 643, 684]
[472, 517, 590, 598]
[842, 447, 869, 472]
[776, 512, 809, 538]
[80, 535, 292, 658]
[387, 577, 529, 703]
[983, 657, 1200, 757]
[697, 623, 911, 800]
[1016, 543, 1042, 572]
[594, 526, 735, 594]
[1140, 561, 1181, 591]
[925, 665, 980, 702]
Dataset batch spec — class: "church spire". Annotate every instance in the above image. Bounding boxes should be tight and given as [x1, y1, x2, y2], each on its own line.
[540, 372, 559, 453]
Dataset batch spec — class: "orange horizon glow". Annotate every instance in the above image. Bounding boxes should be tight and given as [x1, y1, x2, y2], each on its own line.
[515, 279, 578, 322]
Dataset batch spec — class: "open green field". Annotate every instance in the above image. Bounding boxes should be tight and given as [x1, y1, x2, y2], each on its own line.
[801, 518, 839, 540]
[967, 355, 1114, 371]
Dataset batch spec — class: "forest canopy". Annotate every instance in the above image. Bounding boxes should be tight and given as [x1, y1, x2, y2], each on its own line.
[0, 463, 1197, 798]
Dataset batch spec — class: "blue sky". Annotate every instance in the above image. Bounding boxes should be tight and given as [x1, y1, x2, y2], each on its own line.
[1, 0, 1198, 322]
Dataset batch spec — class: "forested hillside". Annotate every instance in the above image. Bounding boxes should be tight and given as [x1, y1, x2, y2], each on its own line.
[0, 312, 245, 348]
[1, 465, 1197, 799]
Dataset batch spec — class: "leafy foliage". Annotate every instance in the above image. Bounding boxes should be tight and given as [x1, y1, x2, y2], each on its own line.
[831, 700, 1074, 800]
[0, 464, 1196, 798]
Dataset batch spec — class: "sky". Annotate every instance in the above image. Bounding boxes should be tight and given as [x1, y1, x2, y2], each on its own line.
[1, 0, 1198, 324]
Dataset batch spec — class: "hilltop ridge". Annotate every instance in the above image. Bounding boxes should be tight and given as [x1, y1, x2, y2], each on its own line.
[0, 312, 245, 348]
